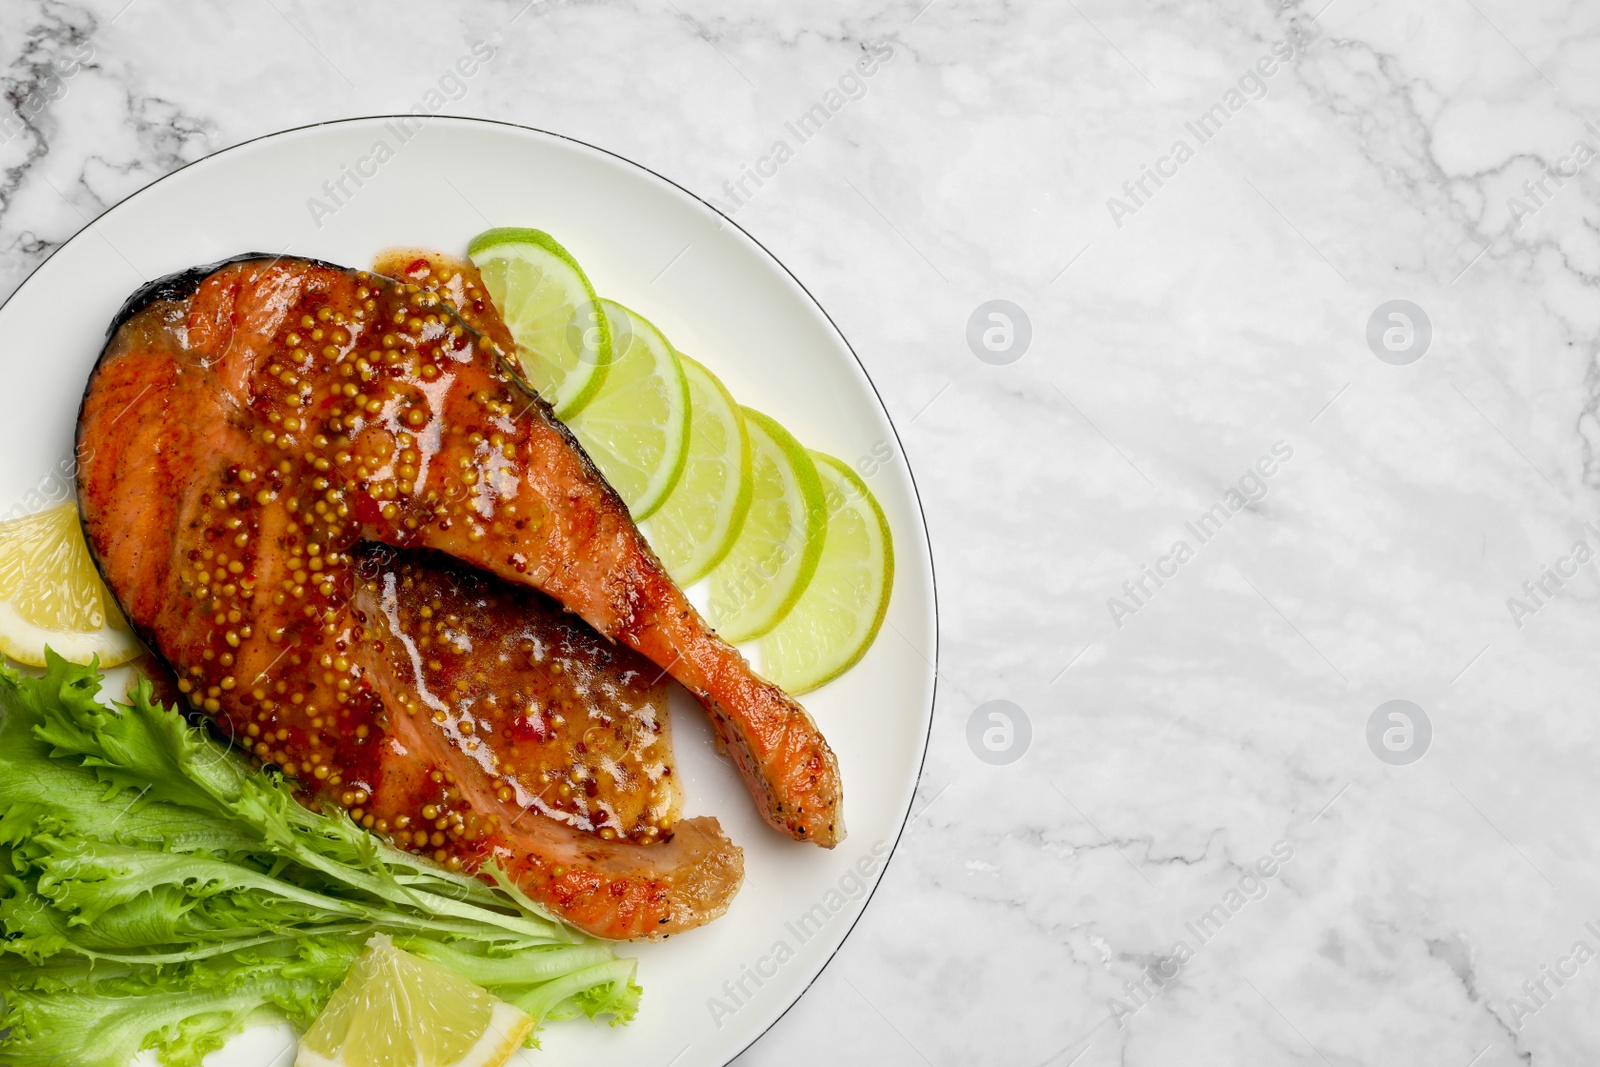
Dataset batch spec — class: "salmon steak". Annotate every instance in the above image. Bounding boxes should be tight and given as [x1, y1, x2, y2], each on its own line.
[76, 254, 844, 938]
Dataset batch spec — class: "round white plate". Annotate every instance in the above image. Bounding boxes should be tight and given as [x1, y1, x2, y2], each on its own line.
[0, 117, 936, 1067]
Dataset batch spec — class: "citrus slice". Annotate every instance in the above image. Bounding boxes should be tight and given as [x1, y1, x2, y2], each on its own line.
[639, 355, 752, 584]
[566, 300, 691, 520]
[468, 228, 612, 419]
[297, 935, 535, 1067]
[0, 503, 139, 667]
[704, 409, 827, 643]
[759, 454, 894, 693]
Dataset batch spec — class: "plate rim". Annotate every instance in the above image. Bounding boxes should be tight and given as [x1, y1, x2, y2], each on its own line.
[0, 113, 941, 1066]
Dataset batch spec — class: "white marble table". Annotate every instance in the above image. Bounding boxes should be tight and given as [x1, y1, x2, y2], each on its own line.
[4, 0, 1599, 1063]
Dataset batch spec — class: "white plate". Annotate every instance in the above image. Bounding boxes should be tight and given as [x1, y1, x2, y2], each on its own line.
[0, 117, 936, 1067]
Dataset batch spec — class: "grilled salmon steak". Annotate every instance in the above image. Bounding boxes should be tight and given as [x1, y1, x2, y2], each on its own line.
[77, 254, 842, 934]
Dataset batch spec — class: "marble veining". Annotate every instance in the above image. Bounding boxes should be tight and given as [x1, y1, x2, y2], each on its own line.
[5, 0, 1600, 1063]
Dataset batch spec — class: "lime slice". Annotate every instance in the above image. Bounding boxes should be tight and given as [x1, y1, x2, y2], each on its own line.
[0, 503, 140, 667]
[639, 356, 753, 584]
[759, 454, 893, 692]
[566, 300, 691, 520]
[297, 934, 534, 1067]
[704, 409, 827, 643]
[468, 228, 612, 419]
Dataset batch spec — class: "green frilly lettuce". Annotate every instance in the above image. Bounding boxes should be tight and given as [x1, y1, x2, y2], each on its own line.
[0, 653, 639, 1067]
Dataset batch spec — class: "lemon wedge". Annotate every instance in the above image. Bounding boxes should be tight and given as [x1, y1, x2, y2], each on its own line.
[297, 935, 535, 1067]
[0, 502, 139, 667]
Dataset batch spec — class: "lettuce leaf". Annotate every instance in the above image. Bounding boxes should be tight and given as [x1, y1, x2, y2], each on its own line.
[0, 654, 640, 1065]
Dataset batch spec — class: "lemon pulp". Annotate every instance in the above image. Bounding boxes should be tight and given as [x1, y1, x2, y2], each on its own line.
[297, 935, 535, 1067]
[0, 502, 139, 667]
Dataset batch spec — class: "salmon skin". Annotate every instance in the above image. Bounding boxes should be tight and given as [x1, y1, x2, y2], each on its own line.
[77, 254, 843, 930]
